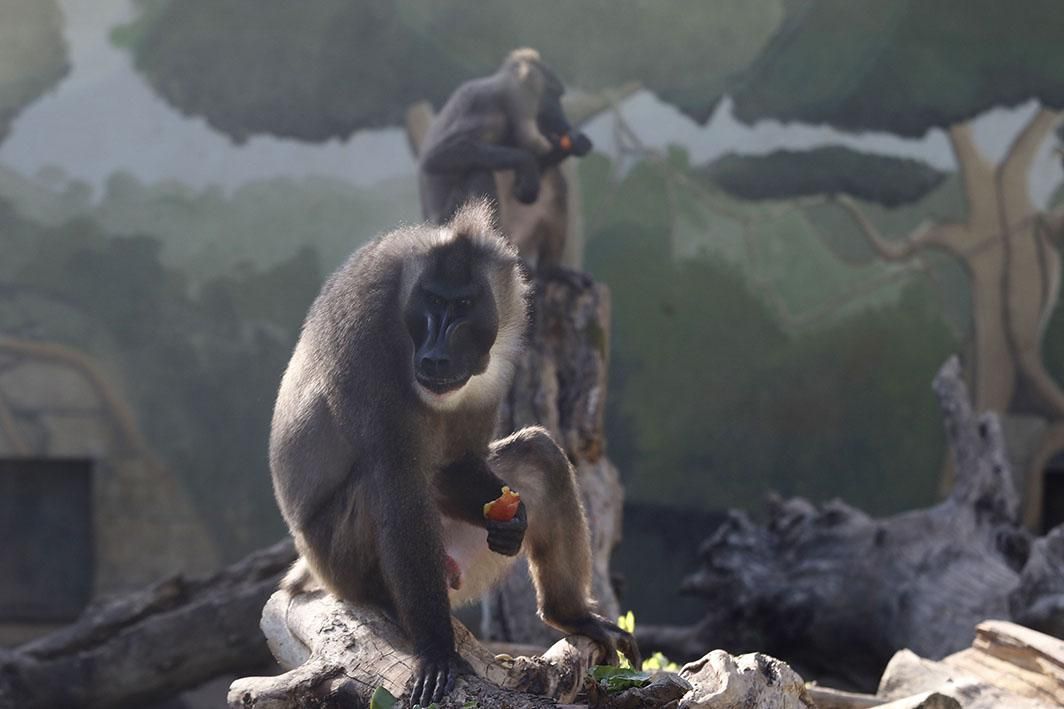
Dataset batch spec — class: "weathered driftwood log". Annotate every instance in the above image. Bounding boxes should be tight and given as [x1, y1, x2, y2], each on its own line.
[486, 273, 625, 646]
[232, 588, 832, 709]
[639, 357, 1064, 690]
[877, 620, 1064, 708]
[228, 588, 603, 708]
[0, 540, 296, 709]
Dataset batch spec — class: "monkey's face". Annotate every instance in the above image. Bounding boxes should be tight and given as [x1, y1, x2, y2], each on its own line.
[405, 242, 499, 397]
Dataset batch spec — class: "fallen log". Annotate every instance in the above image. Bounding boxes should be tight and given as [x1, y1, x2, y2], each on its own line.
[0, 540, 295, 709]
[230, 586, 833, 709]
[228, 588, 602, 708]
[877, 622, 1064, 708]
[638, 357, 1064, 690]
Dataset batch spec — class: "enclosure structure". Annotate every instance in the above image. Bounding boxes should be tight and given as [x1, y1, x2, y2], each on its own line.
[0, 337, 217, 645]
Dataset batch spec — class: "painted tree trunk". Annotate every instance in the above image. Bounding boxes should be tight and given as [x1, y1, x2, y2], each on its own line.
[838, 111, 1064, 526]
[964, 209, 1063, 420]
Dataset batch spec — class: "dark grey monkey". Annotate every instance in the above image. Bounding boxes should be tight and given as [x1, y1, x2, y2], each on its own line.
[269, 202, 637, 706]
[418, 48, 592, 226]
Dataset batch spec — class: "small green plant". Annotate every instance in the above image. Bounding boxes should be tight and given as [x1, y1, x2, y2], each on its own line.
[588, 664, 653, 694]
[642, 651, 680, 672]
[616, 611, 680, 672]
[369, 686, 397, 709]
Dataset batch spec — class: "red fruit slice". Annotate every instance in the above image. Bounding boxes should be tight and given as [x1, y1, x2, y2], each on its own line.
[483, 485, 521, 521]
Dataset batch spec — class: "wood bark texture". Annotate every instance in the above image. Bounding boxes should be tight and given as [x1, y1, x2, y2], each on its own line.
[228, 588, 602, 708]
[486, 274, 624, 646]
[638, 357, 1064, 690]
[877, 620, 1064, 708]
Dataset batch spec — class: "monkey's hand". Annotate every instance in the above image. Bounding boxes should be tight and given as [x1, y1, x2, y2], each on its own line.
[513, 161, 541, 204]
[409, 649, 461, 707]
[561, 613, 642, 668]
[569, 131, 592, 157]
[485, 500, 526, 556]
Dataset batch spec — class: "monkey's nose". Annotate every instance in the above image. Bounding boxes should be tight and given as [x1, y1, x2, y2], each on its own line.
[419, 355, 451, 378]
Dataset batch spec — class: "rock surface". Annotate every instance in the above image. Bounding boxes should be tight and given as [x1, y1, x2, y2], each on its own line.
[678, 650, 815, 709]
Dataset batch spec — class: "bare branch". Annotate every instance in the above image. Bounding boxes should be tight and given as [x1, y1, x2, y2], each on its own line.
[832, 194, 956, 262]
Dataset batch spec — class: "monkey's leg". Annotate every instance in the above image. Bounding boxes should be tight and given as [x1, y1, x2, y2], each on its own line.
[488, 427, 641, 667]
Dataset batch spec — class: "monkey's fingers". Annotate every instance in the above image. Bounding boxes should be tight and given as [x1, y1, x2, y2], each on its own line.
[486, 523, 525, 556]
[571, 133, 593, 156]
[410, 656, 458, 707]
[597, 616, 642, 668]
[487, 535, 523, 556]
[409, 668, 428, 707]
[615, 628, 642, 669]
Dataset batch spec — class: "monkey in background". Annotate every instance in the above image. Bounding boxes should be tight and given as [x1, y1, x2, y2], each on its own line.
[496, 92, 592, 274]
[269, 203, 637, 706]
[418, 48, 592, 273]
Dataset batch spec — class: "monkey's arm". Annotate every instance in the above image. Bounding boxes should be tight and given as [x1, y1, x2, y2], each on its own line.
[537, 132, 593, 170]
[435, 454, 527, 557]
[421, 134, 542, 205]
[434, 453, 510, 523]
[421, 134, 538, 176]
[374, 442, 461, 705]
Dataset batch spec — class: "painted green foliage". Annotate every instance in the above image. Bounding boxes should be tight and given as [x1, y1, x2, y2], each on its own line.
[116, 0, 784, 140]
[729, 0, 1064, 134]
[0, 193, 323, 556]
[704, 148, 947, 208]
[583, 156, 958, 514]
[0, 0, 68, 142]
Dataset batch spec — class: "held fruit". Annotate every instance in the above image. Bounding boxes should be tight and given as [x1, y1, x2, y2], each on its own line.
[559, 134, 573, 152]
[483, 485, 521, 521]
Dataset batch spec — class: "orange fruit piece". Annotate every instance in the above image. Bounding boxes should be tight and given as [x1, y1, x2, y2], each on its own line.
[559, 134, 573, 152]
[483, 485, 521, 521]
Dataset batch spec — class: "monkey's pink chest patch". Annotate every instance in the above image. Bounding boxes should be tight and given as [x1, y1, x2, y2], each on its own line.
[443, 553, 462, 590]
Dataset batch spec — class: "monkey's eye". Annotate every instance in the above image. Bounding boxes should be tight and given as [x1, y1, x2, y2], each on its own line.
[456, 298, 473, 311]
[427, 294, 446, 308]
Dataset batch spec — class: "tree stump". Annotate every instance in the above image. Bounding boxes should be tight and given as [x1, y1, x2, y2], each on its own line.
[486, 273, 625, 646]
[639, 357, 1064, 690]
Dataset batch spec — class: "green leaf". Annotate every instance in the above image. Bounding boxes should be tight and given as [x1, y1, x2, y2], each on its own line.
[370, 686, 397, 709]
[588, 665, 653, 693]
